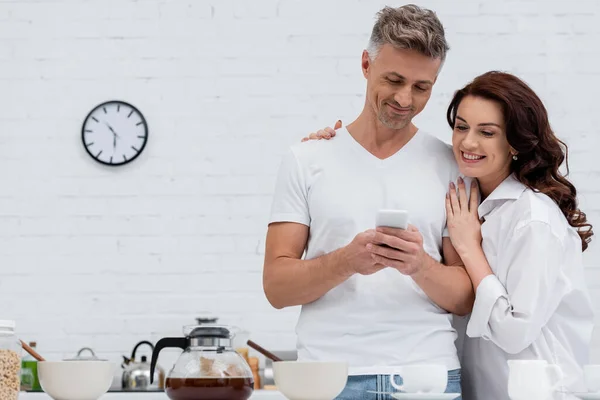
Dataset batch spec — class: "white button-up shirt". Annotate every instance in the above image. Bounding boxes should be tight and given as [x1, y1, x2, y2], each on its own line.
[455, 174, 595, 400]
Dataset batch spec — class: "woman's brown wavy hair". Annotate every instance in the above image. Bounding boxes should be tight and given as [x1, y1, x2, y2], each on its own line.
[446, 71, 593, 251]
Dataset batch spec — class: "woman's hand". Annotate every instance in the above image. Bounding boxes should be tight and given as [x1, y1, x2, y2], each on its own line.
[301, 120, 342, 142]
[446, 177, 482, 256]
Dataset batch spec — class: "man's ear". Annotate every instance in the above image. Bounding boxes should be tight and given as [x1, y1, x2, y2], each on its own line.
[361, 50, 371, 79]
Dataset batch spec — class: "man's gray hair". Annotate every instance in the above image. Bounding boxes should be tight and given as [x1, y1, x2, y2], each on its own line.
[367, 4, 449, 63]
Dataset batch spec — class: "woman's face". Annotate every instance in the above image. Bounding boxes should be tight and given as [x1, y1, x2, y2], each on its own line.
[452, 95, 516, 185]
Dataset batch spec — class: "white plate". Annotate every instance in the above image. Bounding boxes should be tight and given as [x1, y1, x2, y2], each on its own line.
[573, 393, 600, 400]
[366, 392, 461, 399]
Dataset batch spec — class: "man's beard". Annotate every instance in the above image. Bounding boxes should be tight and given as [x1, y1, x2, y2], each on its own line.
[378, 106, 413, 130]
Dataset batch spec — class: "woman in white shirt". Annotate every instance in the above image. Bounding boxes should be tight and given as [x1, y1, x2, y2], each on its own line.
[443, 71, 594, 400]
[303, 71, 595, 399]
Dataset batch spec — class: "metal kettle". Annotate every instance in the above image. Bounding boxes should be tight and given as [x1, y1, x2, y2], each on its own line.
[122, 341, 165, 391]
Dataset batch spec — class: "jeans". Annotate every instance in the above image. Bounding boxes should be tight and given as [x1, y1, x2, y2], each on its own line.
[335, 369, 462, 400]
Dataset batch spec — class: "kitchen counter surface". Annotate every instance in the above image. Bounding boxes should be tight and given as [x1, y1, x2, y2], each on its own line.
[19, 390, 287, 400]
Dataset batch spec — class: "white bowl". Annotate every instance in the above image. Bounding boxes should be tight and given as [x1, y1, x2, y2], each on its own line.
[38, 361, 116, 400]
[273, 361, 348, 400]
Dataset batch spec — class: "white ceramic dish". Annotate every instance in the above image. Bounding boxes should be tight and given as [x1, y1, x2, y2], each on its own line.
[38, 360, 116, 400]
[273, 361, 348, 400]
[573, 394, 600, 400]
[367, 392, 461, 400]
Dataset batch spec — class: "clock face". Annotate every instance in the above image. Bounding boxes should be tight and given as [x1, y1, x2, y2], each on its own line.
[82, 100, 148, 166]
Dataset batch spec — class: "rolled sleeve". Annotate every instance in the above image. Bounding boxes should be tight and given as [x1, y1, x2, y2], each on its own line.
[467, 274, 509, 339]
[465, 221, 567, 354]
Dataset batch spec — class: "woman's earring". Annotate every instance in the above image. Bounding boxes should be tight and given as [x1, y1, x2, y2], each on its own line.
[512, 154, 518, 160]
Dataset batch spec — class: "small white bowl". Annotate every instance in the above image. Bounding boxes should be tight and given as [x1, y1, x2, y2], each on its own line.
[38, 360, 116, 400]
[273, 361, 348, 400]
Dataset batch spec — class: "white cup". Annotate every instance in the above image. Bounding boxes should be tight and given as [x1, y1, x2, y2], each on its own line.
[584, 365, 600, 393]
[389, 364, 448, 394]
[507, 360, 563, 400]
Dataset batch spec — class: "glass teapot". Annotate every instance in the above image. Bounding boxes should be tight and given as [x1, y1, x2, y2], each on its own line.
[150, 325, 254, 400]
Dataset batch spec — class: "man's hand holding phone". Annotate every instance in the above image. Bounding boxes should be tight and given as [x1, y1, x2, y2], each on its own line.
[371, 210, 428, 276]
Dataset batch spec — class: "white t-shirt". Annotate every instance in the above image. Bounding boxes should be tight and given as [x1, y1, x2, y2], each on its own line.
[269, 128, 462, 375]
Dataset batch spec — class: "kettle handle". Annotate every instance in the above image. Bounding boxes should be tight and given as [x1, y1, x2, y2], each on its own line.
[131, 340, 155, 361]
[150, 337, 187, 384]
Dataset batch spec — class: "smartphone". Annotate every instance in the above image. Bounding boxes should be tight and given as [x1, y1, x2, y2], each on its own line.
[375, 209, 409, 230]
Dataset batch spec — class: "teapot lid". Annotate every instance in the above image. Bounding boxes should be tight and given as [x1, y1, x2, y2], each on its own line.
[185, 325, 233, 339]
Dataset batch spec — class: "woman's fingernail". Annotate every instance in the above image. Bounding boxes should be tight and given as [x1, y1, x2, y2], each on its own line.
[458, 177, 463, 183]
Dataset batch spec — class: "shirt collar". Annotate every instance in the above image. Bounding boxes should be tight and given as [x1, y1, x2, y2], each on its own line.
[477, 173, 527, 219]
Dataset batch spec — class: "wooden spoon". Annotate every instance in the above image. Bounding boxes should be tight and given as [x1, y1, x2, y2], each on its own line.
[247, 340, 282, 362]
[20, 340, 45, 362]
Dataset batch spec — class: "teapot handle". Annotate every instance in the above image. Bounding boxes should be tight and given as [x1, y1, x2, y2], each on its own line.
[150, 337, 187, 384]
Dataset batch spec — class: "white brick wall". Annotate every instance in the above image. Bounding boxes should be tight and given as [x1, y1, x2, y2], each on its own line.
[0, 0, 598, 371]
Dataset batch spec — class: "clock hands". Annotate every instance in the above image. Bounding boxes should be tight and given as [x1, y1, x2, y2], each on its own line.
[105, 123, 120, 137]
[105, 122, 120, 150]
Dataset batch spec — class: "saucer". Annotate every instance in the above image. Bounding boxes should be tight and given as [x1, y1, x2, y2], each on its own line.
[573, 393, 600, 400]
[366, 391, 461, 399]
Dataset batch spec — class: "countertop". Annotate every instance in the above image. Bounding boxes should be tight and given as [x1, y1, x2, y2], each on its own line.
[18, 390, 287, 400]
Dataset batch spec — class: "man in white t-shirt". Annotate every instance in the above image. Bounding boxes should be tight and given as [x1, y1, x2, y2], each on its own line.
[263, 5, 473, 399]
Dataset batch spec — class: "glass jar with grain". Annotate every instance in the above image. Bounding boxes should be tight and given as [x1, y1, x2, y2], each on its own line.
[0, 320, 21, 400]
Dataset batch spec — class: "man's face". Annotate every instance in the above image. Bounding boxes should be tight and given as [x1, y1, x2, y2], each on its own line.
[362, 44, 441, 130]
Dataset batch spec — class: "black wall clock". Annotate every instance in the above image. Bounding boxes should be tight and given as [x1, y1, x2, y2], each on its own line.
[82, 100, 148, 166]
